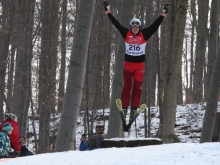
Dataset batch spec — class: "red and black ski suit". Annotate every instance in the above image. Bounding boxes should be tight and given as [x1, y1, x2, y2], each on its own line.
[107, 13, 164, 109]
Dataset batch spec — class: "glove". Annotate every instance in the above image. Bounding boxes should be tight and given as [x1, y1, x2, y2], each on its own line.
[103, 1, 110, 11]
[12, 151, 20, 157]
[163, 4, 169, 14]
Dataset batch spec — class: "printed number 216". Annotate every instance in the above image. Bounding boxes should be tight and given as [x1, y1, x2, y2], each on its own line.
[129, 45, 140, 51]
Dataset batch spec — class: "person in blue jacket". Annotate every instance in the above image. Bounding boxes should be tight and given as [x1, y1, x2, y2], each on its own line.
[79, 128, 105, 151]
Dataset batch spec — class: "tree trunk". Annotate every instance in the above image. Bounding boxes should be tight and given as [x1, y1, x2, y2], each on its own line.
[55, 0, 96, 152]
[200, 1, 220, 143]
[50, 0, 59, 114]
[0, 0, 9, 121]
[150, 31, 157, 106]
[0, 0, 15, 92]
[161, 0, 188, 143]
[38, 0, 51, 153]
[205, 0, 219, 99]
[58, 0, 67, 113]
[177, 74, 183, 105]
[200, 42, 220, 143]
[19, 0, 35, 136]
[193, 0, 209, 103]
[158, 1, 166, 129]
[185, 0, 196, 104]
[0, 1, 15, 120]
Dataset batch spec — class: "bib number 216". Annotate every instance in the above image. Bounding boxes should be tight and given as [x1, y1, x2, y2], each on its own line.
[129, 45, 140, 51]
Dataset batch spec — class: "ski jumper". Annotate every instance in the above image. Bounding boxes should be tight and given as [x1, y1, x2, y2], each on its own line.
[107, 13, 164, 109]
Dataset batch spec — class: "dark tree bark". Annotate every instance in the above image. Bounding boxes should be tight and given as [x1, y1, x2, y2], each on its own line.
[18, 0, 35, 136]
[205, 0, 219, 99]
[200, 1, 220, 143]
[58, 0, 67, 113]
[193, 0, 209, 103]
[50, 0, 59, 114]
[0, 1, 16, 121]
[200, 41, 220, 143]
[38, 0, 51, 153]
[0, 0, 15, 92]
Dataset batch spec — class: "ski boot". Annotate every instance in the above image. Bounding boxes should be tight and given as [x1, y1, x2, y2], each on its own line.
[122, 108, 127, 119]
[129, 107, 137, 121]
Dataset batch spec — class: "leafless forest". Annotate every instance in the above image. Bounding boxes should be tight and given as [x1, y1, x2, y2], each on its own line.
[0, 0, 219, 153]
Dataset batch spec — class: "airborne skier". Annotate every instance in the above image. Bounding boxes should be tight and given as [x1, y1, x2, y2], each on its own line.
[103, 2, 168, 130]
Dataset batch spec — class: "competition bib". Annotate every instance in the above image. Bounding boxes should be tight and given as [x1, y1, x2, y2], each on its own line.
[125, 31, 147, 56]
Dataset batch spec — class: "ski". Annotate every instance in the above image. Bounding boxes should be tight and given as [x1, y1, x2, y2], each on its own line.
[116, 99, 128, 132]
[126, 103, 147, 131]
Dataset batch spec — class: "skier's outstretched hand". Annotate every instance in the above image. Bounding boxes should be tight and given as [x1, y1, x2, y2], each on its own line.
[162, 3, 169, 16]
[103, 1, 110, 14]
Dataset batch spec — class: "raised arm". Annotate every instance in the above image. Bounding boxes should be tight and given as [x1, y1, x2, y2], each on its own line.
[142, 4, 169, 40]
[142, 15, 164, 40]
[103, 2, 129, 39]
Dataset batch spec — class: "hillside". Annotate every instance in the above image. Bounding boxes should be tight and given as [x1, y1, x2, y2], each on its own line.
[28, 102, 220, 151]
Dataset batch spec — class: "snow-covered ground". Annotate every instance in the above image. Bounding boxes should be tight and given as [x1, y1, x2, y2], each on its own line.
[1, 142, 220, 165]
[1, 102, 220, 165]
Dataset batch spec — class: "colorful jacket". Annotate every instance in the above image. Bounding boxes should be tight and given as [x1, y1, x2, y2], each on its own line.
[79, 137, 103, 151]
[0, 131, 14, 157]
[0, 119, 20, 151]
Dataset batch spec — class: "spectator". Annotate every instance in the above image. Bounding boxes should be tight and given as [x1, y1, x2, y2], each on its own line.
[79, 127, 105, 151]
[0, 113, 20, 152]
[18, 135, 35, 157]
[0, 122, 20, 158]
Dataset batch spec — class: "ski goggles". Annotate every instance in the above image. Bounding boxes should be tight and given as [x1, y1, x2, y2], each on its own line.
[131, 22, 140, 26]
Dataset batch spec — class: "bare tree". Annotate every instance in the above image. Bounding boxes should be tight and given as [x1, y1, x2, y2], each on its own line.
[11, 0, 27, 122]
[0, 1, 10, 121]
[193, 0, 209, 103]
[38, 0, 52, 153]
[0, 0, 15, 121]
[158, 1, 166, 129]
[57, 0, 67, 113]
[161, 0, 188, 143]
[50, 0, 60, 114]
[0, 0, 15, 92]
[200, 41, 220, 143]
[19, 0, 35, 135]
[55, 0, 96, 152]
[185, 0, 196, 104]
[200, 0, 220, 143]
[205, 0, 219, 99]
